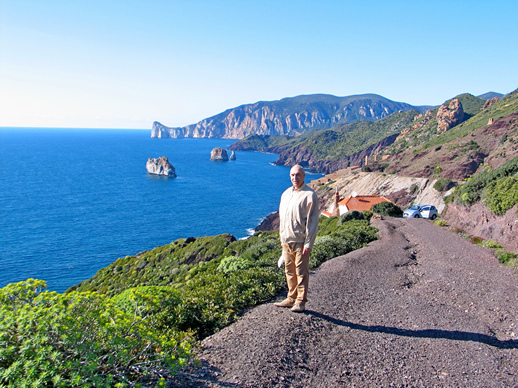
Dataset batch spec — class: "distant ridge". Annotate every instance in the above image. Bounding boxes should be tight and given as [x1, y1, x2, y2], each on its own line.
[477, 91, 504, 100]
[151, 93, 429, 139]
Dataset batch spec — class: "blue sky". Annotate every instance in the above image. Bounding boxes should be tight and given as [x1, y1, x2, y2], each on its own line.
[1, 0, 517, 129]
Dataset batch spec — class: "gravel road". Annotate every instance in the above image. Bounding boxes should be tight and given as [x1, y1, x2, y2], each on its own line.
[170, 217, 518, 387]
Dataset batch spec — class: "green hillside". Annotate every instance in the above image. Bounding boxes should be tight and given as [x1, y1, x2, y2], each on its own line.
[231, 109, 419, 161]
[1, 215, 378, 386]
[300, 110, 418, 160]
[381, 89, 518, 180]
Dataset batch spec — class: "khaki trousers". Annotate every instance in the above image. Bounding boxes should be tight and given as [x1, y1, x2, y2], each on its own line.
[282, 242, 310, 303]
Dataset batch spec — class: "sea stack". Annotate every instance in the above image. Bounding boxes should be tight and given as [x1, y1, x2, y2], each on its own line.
[210, 147, 229, 161]
[146, 156, 177, 177]
[229, 150, 236, 160]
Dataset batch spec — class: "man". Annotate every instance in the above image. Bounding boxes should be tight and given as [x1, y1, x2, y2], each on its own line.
[275, 164, 319, 313]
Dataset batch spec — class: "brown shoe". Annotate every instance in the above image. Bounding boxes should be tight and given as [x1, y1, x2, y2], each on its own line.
[274, 298, 295, 308]
[291, 303, 306, 313]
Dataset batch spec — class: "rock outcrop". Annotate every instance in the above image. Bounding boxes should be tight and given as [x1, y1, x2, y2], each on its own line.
[229, 150, 236, 160]
[151, 94, 424, 139]
[146, 156, 177, 177]
[396, 109, 434, 141]
[436, 98, 464, 132]
[210, 148, 229, 161]
[483, 96, 500, 110]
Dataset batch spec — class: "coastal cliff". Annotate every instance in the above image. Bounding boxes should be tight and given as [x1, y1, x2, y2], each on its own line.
[151, 94, 424, 139]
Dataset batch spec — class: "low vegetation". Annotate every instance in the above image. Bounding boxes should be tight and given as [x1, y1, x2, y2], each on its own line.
[0, 280, 194, 387]
[451, 155, 518, 212]
[371, 202, 404, 217]
[0, 214, 378, 387]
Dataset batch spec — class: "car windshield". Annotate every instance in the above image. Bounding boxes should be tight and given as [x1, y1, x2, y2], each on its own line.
[409, 205, 421, 210]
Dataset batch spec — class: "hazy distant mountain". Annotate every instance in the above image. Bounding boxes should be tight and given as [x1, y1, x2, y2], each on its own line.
[151, 94, 429, 139]
[477, 91, 504, 100]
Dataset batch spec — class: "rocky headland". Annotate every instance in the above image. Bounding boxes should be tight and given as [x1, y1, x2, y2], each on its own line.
[151, 94, 426, 139]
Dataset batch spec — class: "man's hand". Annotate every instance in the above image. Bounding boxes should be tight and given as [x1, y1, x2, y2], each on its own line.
[302, 247, 311, 256]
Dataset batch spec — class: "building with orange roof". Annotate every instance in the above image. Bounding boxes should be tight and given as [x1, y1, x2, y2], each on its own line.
[322, 192, 393, 217]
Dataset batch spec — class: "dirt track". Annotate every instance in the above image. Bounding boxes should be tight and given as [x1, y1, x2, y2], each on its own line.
[171, 218, 518, 387]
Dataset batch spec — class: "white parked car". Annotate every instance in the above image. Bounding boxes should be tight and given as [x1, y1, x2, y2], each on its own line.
[403, 205, 438, 220]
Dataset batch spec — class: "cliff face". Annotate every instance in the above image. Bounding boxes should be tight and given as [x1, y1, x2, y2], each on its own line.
[444, 202, 518, 254]
[151, 94, 422, 139]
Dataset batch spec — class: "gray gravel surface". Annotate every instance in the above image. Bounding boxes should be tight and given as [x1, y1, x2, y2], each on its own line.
[170, 218, 518, 387]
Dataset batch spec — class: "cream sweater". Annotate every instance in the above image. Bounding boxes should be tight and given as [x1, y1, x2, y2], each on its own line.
[279, 183, 319, 249]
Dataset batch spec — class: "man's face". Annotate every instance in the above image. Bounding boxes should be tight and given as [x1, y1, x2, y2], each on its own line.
[290, 167, 305, 189]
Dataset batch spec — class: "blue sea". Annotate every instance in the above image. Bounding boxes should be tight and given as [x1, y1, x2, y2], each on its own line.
[0, 128, 322, 292]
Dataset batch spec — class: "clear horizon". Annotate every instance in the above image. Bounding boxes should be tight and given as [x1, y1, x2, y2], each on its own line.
[1, 0, 517, 130]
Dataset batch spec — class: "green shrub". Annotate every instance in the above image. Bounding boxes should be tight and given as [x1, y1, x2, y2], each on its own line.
[339, 210, 365, 223]
[483, 240, 504, 249]
[174, 268, 282, 339]
[217, 256, 254, 273]
[498, 251, 518, 266]
[362, 210, 374, 221]
[111, 285, 183, 331]
[456, 155, 518, 206]
[0, 279, 194, 387]
[240, 239, 280, 262]
[309, 235, 351, 268]
[371, 201, 403, 217]
[434, 178, 454, 192]
[484, 176, 518, 215]
[434, 219, 448, 227]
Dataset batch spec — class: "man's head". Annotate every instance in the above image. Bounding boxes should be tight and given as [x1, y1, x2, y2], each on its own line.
[290, 165, 305, 189]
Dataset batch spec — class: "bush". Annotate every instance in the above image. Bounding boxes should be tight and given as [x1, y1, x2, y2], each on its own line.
[484, 176, 518, 215]
[498, 252, 518, 266]
[111, 285, 183, 331]
[362, 210, 374, 221]
[309, 235, 351, 268]
[174, 268, 282, 339]
[434, 219, 448, 227]
[0, 279, 194, 387]
[339, 210, 365, 223]
[434, 178, 454, 192]
[456, 155, 518, 206]
[217, 256, 254, 273]
[483, 240, 503, 249]
[371, 201, 403, 217]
